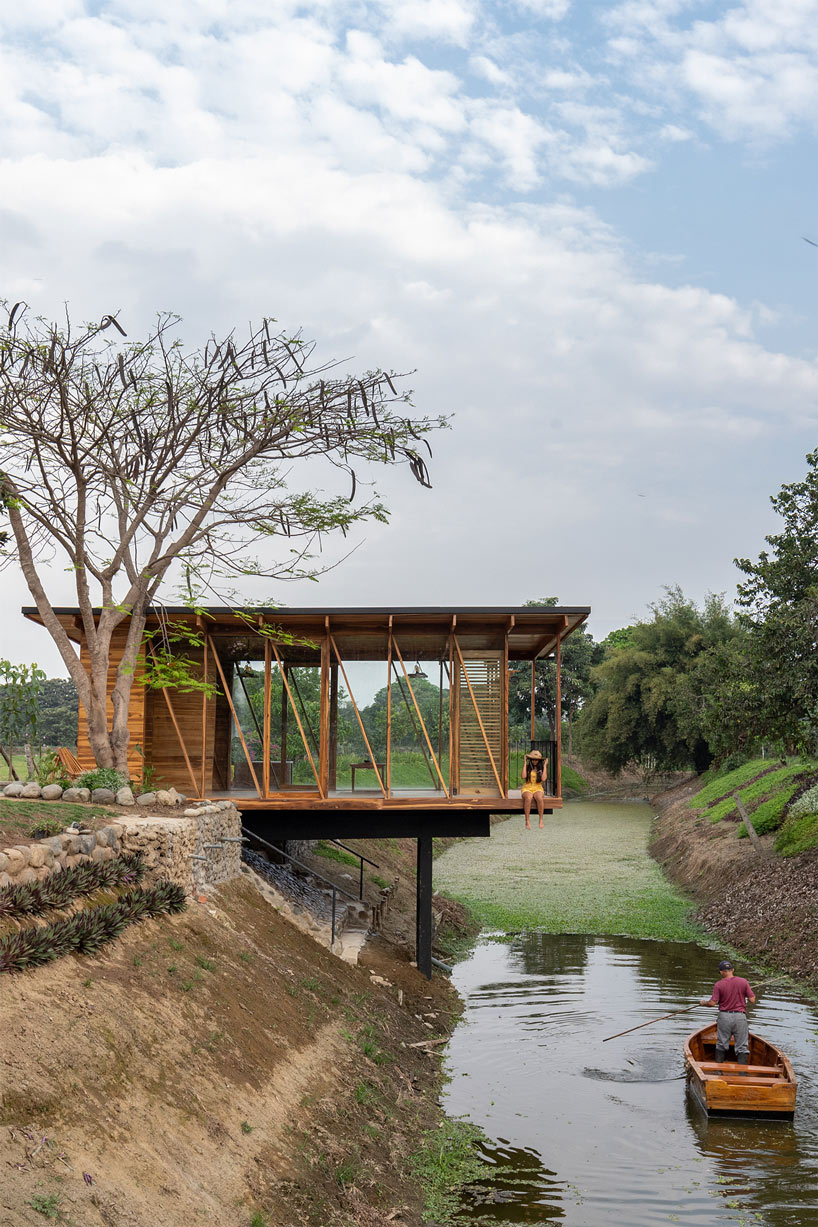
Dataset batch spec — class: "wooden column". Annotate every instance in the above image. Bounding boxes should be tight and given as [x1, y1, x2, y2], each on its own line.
[449, 617, 458, 795]
[329, 663, 339, 791]
[502, 617, 513, 796]
[386, 615, 393, 798]
[555, 632, 562, 799]
[263, 637, 272, 798]
[280, 664, 288, 788]
[416, 835, 433, 980]
[201, 630, 208, 799]
[530, 659, 536, 743]
[320, 620, 330, 797]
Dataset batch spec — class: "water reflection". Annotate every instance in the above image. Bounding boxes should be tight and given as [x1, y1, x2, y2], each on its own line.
[445, 933, 818, 1226]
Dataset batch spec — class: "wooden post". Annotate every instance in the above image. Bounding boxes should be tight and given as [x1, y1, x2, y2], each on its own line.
[555, 633, 562, 799]
[329, 634, 386, 796]
[392, 635, 449, 796]
[386, 615, 393, 798]
[320, 619, 330, 798]
[201, 631, 208, 799]
[263, 635, 272, 798]
[206, 635, 262, 797]
[438, 656, 444, 775]
[502, 617, 512, 796]
[269, 641, 324, 796]
[450, 617, 458, 795]
[416, 835, 433, 980]
[329, 662, 338, 791]
[453, 638, 504, 796]
[734, 793, 765, 853]
[145, 642, 199, 798]
[280, 663, 288, 789]
[530, 659, 536, 743]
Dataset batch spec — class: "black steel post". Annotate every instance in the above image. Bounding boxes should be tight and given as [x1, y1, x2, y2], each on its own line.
[416, 835, 433, 980]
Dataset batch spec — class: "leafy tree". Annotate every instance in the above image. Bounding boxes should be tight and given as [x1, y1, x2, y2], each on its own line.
[508, 598, 602, 751]
[363, 677, 449, 759]
[36, 678, 79, 748]
[729, 450, 818, 756]
[576, 588, 740, 776]
[0, 659, 45, 779]
[0, 304, 446, 772]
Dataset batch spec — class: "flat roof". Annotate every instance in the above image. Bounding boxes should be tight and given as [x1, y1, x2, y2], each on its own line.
[23, 604, 590, 660]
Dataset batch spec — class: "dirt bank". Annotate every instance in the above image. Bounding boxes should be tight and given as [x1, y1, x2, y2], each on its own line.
[0, 839, 470, 1227]
[651, 779, 818, 990]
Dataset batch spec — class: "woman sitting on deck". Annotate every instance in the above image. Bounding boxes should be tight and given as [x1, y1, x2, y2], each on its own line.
[521, 750, 548, 830]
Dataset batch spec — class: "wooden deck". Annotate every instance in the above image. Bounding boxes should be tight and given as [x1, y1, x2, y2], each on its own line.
[215, 791, 560, 812]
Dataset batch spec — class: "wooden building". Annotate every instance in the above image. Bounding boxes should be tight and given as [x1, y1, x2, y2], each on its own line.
[24, 604, 590, 975]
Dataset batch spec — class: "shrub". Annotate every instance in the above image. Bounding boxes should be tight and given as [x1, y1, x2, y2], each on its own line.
[35, 751, 71, 789]
[789, 783, 818, 820]
[75, 767, 128, 792]
[776, 812, 818, 857]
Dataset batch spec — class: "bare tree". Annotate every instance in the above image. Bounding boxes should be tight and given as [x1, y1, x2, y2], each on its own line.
[0, 304, 446, 772]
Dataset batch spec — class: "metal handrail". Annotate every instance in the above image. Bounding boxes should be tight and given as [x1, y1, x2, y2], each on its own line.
[327, 838, 381, 900]
[241, 826, 358, 947]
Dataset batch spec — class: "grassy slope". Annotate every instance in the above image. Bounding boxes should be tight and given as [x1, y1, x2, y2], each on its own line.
[686, 757, 818, 853]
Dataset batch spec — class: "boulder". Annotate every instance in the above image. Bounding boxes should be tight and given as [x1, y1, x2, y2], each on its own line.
[136, 792, 157, 807]
[41, 784, 64, 801]
[91, 788, 116, 805]
[3, 781, 23, 798]
[167, 788, 183, 805]
[155, 790, 173, 807]
[116, 786, 135, 807]
[63, 787, 91, 803]
[21, 782, 42, 799]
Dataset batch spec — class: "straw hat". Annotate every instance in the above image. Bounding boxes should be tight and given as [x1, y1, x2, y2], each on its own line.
[526, 750, 543, 760]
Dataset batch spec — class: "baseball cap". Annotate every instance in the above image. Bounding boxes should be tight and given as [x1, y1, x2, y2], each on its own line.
[718, 959, 734, 970]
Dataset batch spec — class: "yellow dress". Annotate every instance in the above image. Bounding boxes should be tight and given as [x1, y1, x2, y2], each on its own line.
[521, 769, 545, 795]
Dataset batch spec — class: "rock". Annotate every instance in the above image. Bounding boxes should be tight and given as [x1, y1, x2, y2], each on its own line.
[41, 784, 64, 801]
[79, 834, 97, 856]
[136, 792, 157, 807]
[27, 845, 49, 869]
[5, 848, 28, 873]
[116, 786, 135, 807]
[167, 788, 183, 805]
[0, 853, 7, 874]
[155, 790, 173, 807]
[63, 787, 91, 803]
[21, 782, 42, 799]
[91, 788, 116, 805]
[16, 868, 36, 885]
[3, 782, 23, 797]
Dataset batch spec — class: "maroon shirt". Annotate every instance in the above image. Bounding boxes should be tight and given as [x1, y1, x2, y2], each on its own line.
[711, 976, 754, 1013]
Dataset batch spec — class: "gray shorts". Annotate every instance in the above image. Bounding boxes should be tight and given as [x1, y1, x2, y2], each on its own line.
[717, 1011, 749, 1056]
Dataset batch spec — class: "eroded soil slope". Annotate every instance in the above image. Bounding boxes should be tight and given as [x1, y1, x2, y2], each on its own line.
[651, 779, 818, 989]
[0, 872, 460, 1227]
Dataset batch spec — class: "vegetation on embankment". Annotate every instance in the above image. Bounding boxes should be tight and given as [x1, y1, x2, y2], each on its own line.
[683, 756, 818, 854]
[434, 801, 701, 943]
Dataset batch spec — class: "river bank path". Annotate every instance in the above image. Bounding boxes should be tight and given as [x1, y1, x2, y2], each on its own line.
[435, 799, 702, 942]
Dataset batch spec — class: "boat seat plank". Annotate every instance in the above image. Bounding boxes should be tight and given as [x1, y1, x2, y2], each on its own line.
[702, 1074, 786, 1087]
[698, 1062, 783, 1076]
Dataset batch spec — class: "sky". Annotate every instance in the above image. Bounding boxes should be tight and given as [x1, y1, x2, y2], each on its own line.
[1, 0, 816, 677]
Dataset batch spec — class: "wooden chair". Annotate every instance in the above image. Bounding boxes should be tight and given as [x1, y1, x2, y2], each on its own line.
[56, 747, 84, 779]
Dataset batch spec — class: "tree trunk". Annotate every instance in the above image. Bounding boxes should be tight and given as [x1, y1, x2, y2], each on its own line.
[24, 741, 37, 780]
[0, 746, 18, 781]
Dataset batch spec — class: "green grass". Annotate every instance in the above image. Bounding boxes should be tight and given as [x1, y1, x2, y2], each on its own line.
[314, 840, 359, 868]
[688, 759, 778, 808]
[689, 759, 818, 841]
[435, 801, 702, 943]
[370, 873, 389, 889]
[561, 764, 587, 793]
[738, 785, 802, 837]
[409, 1117, 490, 1223]
[28, 1193, 61, 1219]
[0, 797, 114, 841]
[776, 811, 818, 857]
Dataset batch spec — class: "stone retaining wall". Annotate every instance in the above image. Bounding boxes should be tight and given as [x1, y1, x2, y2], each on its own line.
[0, 802, 242, 894]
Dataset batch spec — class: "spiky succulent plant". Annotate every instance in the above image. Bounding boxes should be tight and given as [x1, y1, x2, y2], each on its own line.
[0, 852, 146, 920]
[0, 882, 187, 973]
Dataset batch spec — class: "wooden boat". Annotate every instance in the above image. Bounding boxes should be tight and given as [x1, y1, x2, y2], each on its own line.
[685, 1023, 797, 1119]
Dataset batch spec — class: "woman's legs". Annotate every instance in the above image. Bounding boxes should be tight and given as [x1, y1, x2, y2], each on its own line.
[535, 790, 545, 828]
[523, 792, 532, 829]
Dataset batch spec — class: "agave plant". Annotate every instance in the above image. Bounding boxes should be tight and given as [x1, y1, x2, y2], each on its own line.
[0, 853, 145, 920]
[0, 882, 187, 973]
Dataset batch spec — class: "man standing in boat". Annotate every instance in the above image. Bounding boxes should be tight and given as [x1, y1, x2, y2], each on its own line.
[700, 959, 756, 1064]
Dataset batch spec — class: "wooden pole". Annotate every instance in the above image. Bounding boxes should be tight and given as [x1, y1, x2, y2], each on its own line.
[201, 631, 208, 799]
[734, 794, 765, 853]
[416, 835, 433, 980]
[453, 637, 504, 796]
[392, 635, 449, 796]
[502, 617, 513, 796]
[263, 634, 272, 798]
[391, 661, 438, 787]
[146, 643, 199, 797]
[329, 634, 387, 796]
[530, 659, 536, 742]
[329, 661, 338, 791]
[438, 656, 444, 776]
[449, 617, 457, 795]
[386, 615, 393, 798]
[280, 663, 288, 789]
[269, 641, 324, 796]
[555, 632, 562, 799]
[320, 619, 330, 798]
[206, 634, 262, 797]
[602, 1004, 702, 1043]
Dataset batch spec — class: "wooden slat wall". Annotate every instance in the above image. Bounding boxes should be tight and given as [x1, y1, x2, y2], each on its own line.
[143, 648, 215, 794]
[457, 651, 502, 796]
[77, 630, 146, 779]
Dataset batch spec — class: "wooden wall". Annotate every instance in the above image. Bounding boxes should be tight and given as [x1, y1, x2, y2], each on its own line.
[77, 629, 146, 779]
[143, 648, 216, 795]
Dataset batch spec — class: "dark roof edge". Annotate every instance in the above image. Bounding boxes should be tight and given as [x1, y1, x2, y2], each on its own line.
[23, 604, 591, 617]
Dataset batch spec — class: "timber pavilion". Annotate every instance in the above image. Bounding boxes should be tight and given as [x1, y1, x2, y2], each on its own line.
[24, 604, 589, 974]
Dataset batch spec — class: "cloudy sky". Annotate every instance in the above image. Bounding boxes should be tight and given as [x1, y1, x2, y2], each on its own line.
[2, 0, 817, 674]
